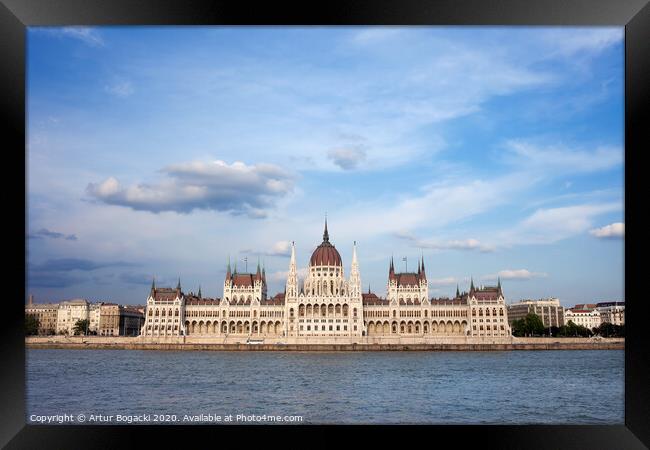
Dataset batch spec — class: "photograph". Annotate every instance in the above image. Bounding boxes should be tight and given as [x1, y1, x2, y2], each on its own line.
[24, 25, 625, 426]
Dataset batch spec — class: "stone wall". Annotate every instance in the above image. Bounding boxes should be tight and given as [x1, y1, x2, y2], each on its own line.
[25, 335, 624, 351]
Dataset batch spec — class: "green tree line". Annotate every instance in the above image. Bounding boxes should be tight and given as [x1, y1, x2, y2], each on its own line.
[511, 313, 624, 337]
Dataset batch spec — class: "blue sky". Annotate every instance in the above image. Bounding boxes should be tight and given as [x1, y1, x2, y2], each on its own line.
[27, 26, 624, 306]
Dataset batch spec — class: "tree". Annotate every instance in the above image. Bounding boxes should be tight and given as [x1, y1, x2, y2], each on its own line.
[562, 320, 592, 337]
[511, 314, 546, 337]
[594, 322, 625, 337]
[524, 313, 545, 336]
[25, 315, 40, 335]
[511, 318, 526, 337]
[73, 319, 90, 336]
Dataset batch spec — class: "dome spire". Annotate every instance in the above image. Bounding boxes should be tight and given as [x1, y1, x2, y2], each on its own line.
[323, 215, 329, 242]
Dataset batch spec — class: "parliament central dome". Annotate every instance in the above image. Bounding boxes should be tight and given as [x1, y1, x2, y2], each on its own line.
[309, 219, 342, 267]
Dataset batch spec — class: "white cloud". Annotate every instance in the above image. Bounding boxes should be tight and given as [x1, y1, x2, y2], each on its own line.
[589, 222, 624, 239]
[498, 203, 621, 245]
[268, 240, 292, 256]
[267, 267, 308, 282]
[243, 240, 292, 257]
[350, 28, 405, 45]
[105, 80, 134, 97]
[395, 232, 495, 253]
[482, 269, 548, 281]
[86, 160, 294, 218]
[428, 277, 462, 287]
[327, 147, 367, 170]
[60, 27, 105, 47]
[541, 28, 622, 57]
[503, 140, 622, 174]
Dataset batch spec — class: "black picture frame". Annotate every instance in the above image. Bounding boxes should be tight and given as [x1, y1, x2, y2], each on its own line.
[2, 0, 648, 448]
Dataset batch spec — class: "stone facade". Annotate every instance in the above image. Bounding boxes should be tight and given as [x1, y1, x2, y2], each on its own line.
[25, 302, 59, 335]
[595, 301, 625, 326]
[26, 299, 144, 336]
[56, 299, 94, 335]
[99, 304, 121, 336]
[564, 308, 601, 330]
[507, 298, 565, 328]
[142, 221, 511, 341]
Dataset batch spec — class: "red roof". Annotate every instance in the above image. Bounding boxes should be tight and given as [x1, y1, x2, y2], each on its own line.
[430, 298, 467, 305]
[232, 274, 255, 287]
[153, 288, 178, 301]
[310, 242, 342, 267]
[262, 293, 285, 305]
[393, 272, 425, 287]
[185, 297, 221, 305]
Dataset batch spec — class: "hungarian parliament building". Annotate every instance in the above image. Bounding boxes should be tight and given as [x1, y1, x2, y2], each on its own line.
[142, 221, 511, 341]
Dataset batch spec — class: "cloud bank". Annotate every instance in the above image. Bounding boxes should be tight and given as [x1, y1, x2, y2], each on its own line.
[86, 160, 294, 218]
[28, 228, 77, 241]
[589, 222, 624, 239]
[482, 269, 548, 281]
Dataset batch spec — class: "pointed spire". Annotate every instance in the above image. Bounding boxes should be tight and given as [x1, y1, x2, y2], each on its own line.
[456, 284, 460, 298]
[352, 240, 358, 265]
[421, 255, 425, 273]
[151, 276, 156, 291]
[198, 285, 202, 298]
[470, 277, 475, 291]
[323, 216, 329, 242]
[226, 256, 232, 280]
[262, 259, 266, 283]
[177, 277, 181, 291]
[368, 284, 371, 294]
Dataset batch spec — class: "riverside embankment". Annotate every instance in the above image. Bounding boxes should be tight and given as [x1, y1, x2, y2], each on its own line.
[25, 336, 624, 351]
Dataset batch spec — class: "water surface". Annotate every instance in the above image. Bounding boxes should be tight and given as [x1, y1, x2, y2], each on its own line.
[26, 349, 624, 424]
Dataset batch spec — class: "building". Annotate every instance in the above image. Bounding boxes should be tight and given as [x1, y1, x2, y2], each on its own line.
[564, 308, 601, 330]
[26, 297, 145, 336]
[142, 220, 511, 340]
[56, 299, 95, 335]
[595, 301, 625, 326]
[25, 296, 58, 335]
[121, 306, 145, 336]
[99, 303, 120, 336]
[507, 298, 564, 328]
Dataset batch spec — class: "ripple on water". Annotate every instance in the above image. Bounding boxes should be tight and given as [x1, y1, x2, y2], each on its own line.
[26, 349, 624, 424]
